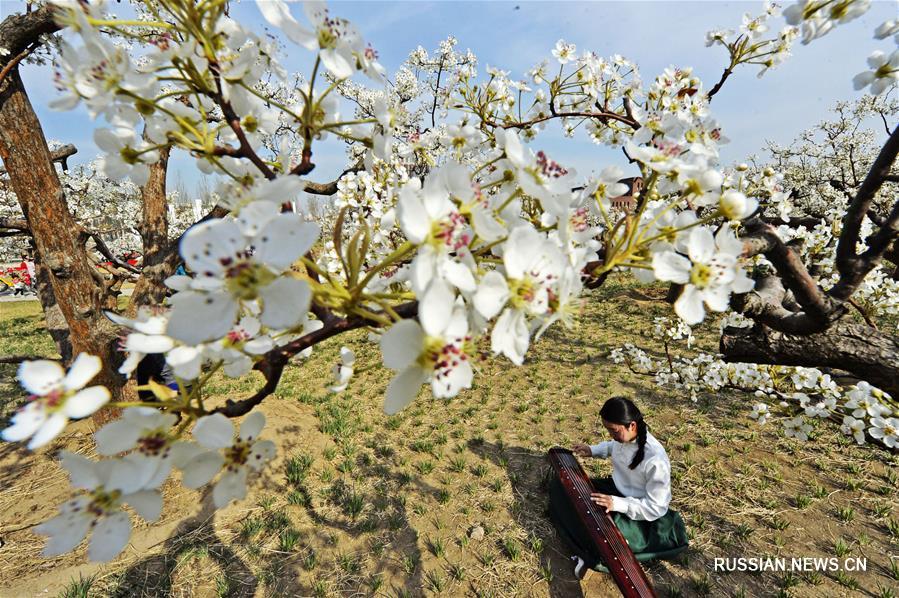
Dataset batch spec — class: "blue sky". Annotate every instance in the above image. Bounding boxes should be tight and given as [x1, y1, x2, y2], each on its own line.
[8, 0, 898, 197]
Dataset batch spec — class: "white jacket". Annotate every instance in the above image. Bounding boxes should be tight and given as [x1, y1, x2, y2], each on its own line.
[589, 432, 671, 521]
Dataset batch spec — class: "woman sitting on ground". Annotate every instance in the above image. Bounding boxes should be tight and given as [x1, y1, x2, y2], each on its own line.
[549, 396, 689, 578]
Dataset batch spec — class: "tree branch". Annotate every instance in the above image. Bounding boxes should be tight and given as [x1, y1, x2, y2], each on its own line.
[833, 124, 899, 296]
[214, 301, 418, 417]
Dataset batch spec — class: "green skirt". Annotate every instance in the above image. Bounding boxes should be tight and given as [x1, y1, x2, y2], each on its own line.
[548, 475, 689, 569]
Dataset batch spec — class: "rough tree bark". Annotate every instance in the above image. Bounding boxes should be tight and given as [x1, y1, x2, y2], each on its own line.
[0, 59, 123, 397]
[128, 145, 172, 312]
[720, 322, 899, 399]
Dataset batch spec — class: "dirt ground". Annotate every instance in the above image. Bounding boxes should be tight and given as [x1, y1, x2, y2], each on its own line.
[0, 279, 897, 597]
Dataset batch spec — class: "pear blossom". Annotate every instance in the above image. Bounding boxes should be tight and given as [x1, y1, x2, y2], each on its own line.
[397, 164, 477, 294]
[207, 317, 275, 379]
[473, 226, 566, 364]
[329, 347, 356, 393]
[167, 201, 319, 345]
[552, 40, 576, 64]
[719, 189, 758, 220]
[868, 416, 899, 448]
[750, 403, 770, 425]
[380, 281, 473, 414]
[840, 415, 867, 445]
[2, 355, 110, 450]
[497, 129, 575, 205]
[852, 50, 899, 96]
[651, 226, 754, 324]
[94, 407, 198, 488]
[783, 415, 813, 441]
[180, 412, 276, 508]
[94, 127, 159, 187]
[35, 451, 162, 561]
[258, 0, 369, 80]
[106, 308, 174, 376]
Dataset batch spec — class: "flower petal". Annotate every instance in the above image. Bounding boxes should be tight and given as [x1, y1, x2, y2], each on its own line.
[167, 290, 238, 345]
[27, 413, 68, 450]
[193, 413, 234, 449]
[651, 251, 691, 284]
[239, 411, 266, 442]
[60, 451, 102, 489]
[254, 215, 320, 271]
[180, 451, 225, 488]
[420, 278, 454, 337]
[687, 227, 716, 264]
[490, 308, 529, 366]
[126, 490, 162, 522]
[124, 333, 174, 354]
[247, 440, 276, 471]
[88, 511, 131, 562]
[18, 360, 65, 396]
[674, 285, 706, 325]
[1, 403, 47, 443]
[212, 468, 248, 508]
[259, 276, 310, 330]
[384, 367, 428, 415]
[473, 271, 510, 319]
[62, 354, 103, 391]
[380, 320, 424, 371]
[64, 386, 111, 419]
[37, 509, 91, 557]
[257, 0, 316, 49]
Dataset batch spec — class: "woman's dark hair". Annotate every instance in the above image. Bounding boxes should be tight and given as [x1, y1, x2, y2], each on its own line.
[600, 396, 648, 469]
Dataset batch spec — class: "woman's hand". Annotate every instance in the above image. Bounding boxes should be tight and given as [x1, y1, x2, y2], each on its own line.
[590, 493, 615, 513]
[572, 443, 592, 458]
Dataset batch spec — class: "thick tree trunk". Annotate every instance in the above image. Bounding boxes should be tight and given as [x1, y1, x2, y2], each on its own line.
[32, 247, 73, 362]
[128, 145, 172, 312]
[720, 322, 899, 398]
[0, 67, 124, 399]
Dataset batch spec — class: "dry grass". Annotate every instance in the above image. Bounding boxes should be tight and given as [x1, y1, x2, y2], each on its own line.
[1, 277, 897, 598]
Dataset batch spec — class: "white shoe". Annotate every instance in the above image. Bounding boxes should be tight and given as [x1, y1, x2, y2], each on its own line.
[573, 556, 587, 579]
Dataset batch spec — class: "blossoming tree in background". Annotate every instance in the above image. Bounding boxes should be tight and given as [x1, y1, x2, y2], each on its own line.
[0, 0, 896, 561]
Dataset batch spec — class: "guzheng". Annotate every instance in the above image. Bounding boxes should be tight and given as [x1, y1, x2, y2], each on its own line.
[547, 447, 657, 598]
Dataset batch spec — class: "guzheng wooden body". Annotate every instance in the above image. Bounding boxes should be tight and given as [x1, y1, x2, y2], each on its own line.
[547, 447, 657, 598]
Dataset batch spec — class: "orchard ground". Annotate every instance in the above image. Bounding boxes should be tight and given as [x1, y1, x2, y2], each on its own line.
[0, 277, 897, 598]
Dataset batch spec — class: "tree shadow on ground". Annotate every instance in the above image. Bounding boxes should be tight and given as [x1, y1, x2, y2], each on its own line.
[260, 421, 435, 596]
[466, 439, 627, 598]
[107, 491, 258, 598]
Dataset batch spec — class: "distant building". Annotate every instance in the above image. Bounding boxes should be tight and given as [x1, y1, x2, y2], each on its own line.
[611, 177, 642, 213]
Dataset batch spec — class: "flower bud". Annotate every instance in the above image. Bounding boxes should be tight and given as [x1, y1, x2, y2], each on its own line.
[719, 189, 757, 220]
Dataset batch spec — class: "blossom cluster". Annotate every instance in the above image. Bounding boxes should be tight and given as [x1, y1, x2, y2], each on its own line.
[1, 356, 275, 561]
[3, 0, 896, 566]
[611, 323, 898, 448]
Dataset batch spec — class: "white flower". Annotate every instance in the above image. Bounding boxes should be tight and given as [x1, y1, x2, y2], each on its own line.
[651, 226, 753, 325]
[397, 164, 477, 294]
[106, 308, 174, 376]
[94, 407, 196, 488]
[474, 226, 566, 364]
[852, 50, 899, 96]
[329, 347, 356, 393]
[750, 403, 770, 425]
[181, 412, 276, 508]
[783, 415, 813, 441]
[258, 0, 362, 79]
[840, 415, 866, 445]
[94, 127, 159, 187]
[869, 416, 899, 448]
[719, 190, 758, 220]
[2, 355, 110, 449]
[35, 451, 161, 561]
[380, 280, 473, 414]
[552, 40, 576, 64]
[167, 202, 319, 345]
